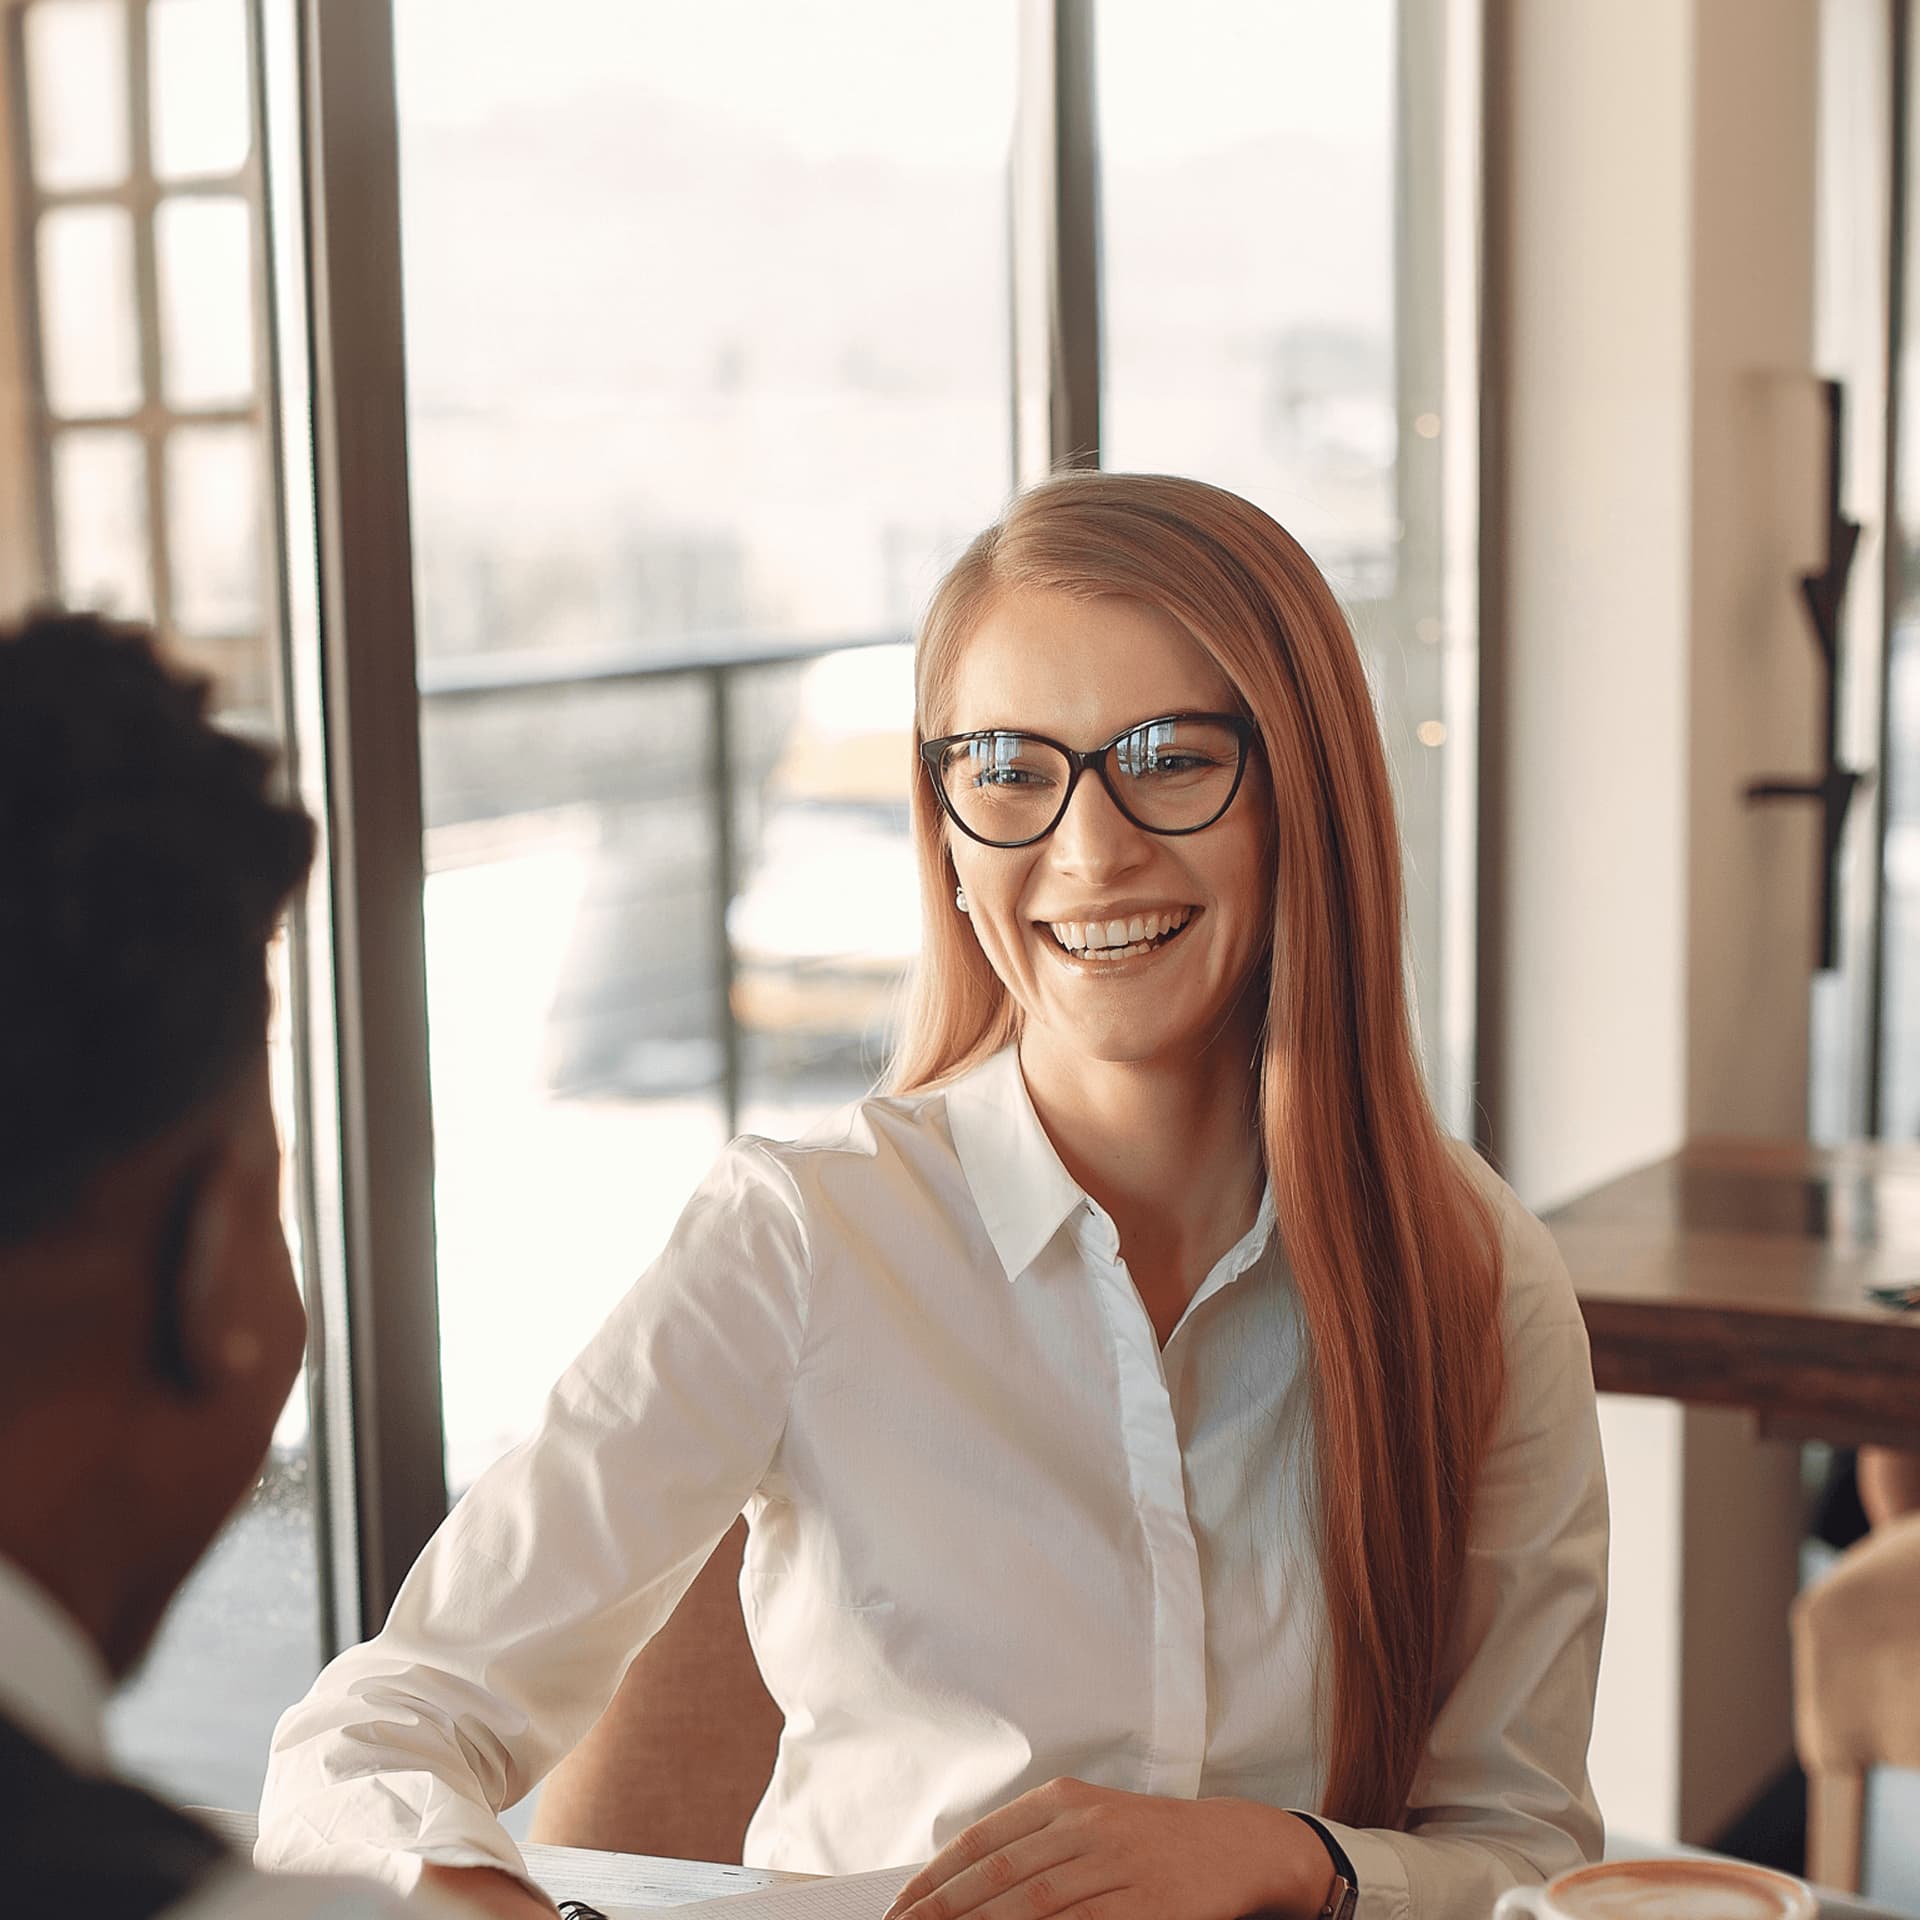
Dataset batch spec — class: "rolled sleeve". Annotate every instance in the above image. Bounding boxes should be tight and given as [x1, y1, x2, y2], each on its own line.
[256, 1141, 811, 1892]
[1314, 1193, 1609, 1920]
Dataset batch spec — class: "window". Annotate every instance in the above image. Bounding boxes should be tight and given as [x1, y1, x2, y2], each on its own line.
[391, 0, 1019, 1489]
[6, 0, 325, 1809]
[1099, 0, 1477, 1125]
[16, 0, 272, 720]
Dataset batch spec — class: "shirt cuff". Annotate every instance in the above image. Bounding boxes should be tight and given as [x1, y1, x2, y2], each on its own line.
[1306, 1818, 1411, 1920]
[255, 1788, 541, 1902]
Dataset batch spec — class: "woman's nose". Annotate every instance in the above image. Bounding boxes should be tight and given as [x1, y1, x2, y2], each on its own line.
[1048, 768, 1151, 876]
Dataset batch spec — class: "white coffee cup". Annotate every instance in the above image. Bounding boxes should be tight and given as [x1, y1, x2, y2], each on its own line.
[1491, 1858, 1819, 1920]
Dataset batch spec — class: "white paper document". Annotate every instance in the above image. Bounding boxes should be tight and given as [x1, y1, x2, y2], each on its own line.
[587, 1865, 917, 1919]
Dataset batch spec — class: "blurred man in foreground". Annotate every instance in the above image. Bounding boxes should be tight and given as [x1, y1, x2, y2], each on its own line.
[0, 612, 458, 1916]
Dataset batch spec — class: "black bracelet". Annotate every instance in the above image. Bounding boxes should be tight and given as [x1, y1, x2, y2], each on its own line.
[1290, 1810, 1360, 1915]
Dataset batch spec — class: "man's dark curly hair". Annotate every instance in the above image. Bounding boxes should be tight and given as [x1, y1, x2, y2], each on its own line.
[0, 610, 315, 1244]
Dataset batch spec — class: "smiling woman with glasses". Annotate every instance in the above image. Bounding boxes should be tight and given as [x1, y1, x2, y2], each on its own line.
[260, 475, 1607, 1920]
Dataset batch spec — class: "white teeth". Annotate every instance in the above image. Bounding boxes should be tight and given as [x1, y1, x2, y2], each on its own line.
[1044, 906, 1195, 956]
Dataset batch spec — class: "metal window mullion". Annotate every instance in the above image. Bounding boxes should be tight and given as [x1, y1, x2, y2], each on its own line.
[126, 0, 170, 630]
[1474, 0, 1515, 1157]
[246, 0, 350, 1660]
[37, 167, 252, 211]
[0, 17, 37, 610]
[1435, 0, 1486, 1142]
[298, 0, 447, 1634]
[6, 2, 57, 599]
[1009, 0, 1101, 484]
[1050, 0, 1099, 471]
[239, 0, 281, 724]
[1869, 0, 1911, 1136]
[707, 667, 741, 1138]
[51, 402, 256, 431]
[256, 0, 363, 1656]
[1393, 0, 1482, 1137]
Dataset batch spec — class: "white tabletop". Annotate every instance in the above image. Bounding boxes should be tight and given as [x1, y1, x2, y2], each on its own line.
[200, 1810, 1911, 1917]
[198, 1809, 811, 1907]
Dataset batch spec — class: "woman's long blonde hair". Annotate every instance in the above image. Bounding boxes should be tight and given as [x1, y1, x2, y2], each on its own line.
[892, 471, 1506, 1830]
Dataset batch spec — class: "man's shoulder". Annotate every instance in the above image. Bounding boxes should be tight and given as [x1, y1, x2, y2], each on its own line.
[0, 1711, 434, 1920]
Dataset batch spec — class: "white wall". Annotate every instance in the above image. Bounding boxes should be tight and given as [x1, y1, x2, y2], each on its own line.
[1674, 0, 1824, 1843]
[1687, 0, 1825, 1140]
[1495, 0, 1695, 1837]
[1493, 0, 1823, 1849]
[1588, 1398, 1684, 1841]
[1812, 0, 1893, 1141]
[1493, 0, 1693, 1217]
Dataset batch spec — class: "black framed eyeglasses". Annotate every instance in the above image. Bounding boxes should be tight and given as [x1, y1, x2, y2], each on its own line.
[920, 712, 1256, 849]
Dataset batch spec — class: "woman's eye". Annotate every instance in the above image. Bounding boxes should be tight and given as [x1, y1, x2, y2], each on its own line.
[973, 764, 1051, 789]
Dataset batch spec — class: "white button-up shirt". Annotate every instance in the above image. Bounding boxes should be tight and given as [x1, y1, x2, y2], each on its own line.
[0, 1555, 420, 1919]
[258, 1046, 1607, 1920]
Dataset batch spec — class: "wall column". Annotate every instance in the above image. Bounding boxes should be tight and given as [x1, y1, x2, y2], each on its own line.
[1488, 0, 1823, 1846]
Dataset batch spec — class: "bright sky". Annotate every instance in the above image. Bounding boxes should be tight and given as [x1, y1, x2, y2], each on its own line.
[394, 0, 1391, 166]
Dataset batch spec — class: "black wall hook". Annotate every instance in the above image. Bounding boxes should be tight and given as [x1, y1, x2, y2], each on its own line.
[1745, 378, 1872, 972]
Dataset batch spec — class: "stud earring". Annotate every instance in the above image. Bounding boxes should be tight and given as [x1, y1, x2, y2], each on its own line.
[954, 886, 970, 914]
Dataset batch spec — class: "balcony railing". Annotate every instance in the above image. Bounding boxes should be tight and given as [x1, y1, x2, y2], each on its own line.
[416, 629, 912, 1137]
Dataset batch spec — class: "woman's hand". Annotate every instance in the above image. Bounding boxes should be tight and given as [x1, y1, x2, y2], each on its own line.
[880, 1778, 1335, 1920]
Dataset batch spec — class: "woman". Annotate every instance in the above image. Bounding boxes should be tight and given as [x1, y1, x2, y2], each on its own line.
[258, 475, 1606, 1920]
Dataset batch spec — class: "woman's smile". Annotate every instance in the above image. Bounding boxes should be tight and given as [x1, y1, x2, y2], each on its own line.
[1037, 905, 1199, 964]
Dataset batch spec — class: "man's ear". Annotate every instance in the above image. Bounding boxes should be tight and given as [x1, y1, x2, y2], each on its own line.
[151, 1147, 252, 1397]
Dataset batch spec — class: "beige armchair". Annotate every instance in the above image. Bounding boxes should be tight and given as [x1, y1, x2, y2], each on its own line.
[530, 1519, 783, 1863]
[1791, 1512, 1920, 1891]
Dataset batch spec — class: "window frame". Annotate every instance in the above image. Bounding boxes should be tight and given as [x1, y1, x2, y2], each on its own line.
[6, 0, 278, 713]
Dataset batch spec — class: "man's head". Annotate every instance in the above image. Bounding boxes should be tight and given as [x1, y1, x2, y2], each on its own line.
[0, 610, 315, 1675]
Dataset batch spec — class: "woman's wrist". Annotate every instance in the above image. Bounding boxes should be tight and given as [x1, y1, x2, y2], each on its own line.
[1217, 1799, 1340, 1919]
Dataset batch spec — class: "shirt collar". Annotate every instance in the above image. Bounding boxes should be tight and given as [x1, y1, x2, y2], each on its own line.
[0, 1554, 112, 1773]
[1182, 1182, 1280, 1322]
[944, 1046, 1089, 1282]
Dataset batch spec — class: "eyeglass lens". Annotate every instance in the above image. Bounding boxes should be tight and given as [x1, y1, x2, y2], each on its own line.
[935, 716, 1243, 845]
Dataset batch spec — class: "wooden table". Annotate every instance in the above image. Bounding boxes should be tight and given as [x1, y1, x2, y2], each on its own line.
[1547, 1139, 1920, 1449]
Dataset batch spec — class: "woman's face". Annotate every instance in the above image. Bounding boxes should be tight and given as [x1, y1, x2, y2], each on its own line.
[939, 588, 1273, 1076]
